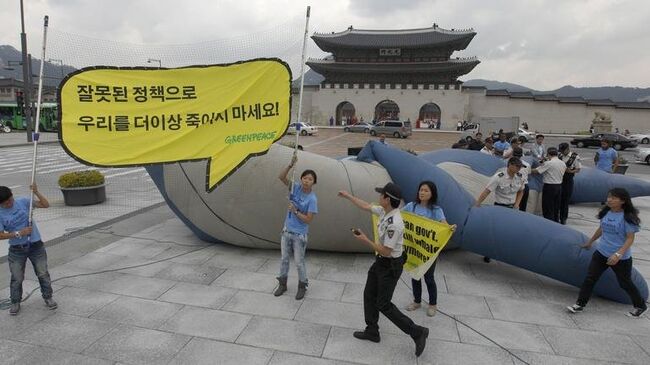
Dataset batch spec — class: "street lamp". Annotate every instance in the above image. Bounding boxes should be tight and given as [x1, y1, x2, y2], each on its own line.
[147, 58, 162, 68]
[20, 0, 33, 142]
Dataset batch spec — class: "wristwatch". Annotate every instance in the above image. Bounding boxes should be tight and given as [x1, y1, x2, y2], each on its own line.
[14, 231, 21, 238]
[614, 252, 622, 258]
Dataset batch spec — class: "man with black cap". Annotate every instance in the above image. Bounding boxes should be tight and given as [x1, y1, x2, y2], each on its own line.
[531, 147, 567, 222]
[338, 183, 429, 357]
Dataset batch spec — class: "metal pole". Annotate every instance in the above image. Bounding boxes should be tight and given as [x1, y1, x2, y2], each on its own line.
[289, 6, 311, 193]
[28, 15, 48, 228]
[20, 0, 33, 142]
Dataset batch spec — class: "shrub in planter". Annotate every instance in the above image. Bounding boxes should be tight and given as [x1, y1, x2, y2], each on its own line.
[58, 170, 106, 206]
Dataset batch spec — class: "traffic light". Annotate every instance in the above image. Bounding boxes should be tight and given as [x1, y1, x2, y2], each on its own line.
[15, 91, 24, 111]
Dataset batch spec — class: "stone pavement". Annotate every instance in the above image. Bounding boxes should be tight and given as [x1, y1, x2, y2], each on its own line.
[0, 197, 649, 364]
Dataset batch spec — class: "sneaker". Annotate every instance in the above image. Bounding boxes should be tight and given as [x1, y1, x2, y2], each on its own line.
[414, 326, 429, 357]
[44, 298, 58, 310]
[9, 303, 20, 316]
[427, 305, 437, 317]
[626, 307, 648, 318]
[566, 304, 584, 313]
[353, 331, 380, 343]
[405, 302, 421, 311]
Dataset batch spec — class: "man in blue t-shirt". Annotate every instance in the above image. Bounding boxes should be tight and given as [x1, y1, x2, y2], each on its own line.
[275, 155, 318, 300]
[493, 133, 511, 157]
[0, 185, 57, 315]
[594, 140, 619, 173]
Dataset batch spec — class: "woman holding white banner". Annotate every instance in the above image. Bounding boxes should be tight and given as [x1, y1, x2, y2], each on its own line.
[404, 181, 455, 317]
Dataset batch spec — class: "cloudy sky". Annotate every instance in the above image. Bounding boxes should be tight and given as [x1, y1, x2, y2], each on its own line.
[1, 0, 648, 90]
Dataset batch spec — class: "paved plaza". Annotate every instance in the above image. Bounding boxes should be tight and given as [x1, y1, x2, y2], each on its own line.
[0, 129, 649, 364]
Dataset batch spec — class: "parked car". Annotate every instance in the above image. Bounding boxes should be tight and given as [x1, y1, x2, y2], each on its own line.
[630, 133, 650, 144]
[517, 128, 534, 142]
[369, 120, 412, 138]
[344, 122, 373, 133]
[570, 133, 637, 150]
[287, 122, 318, 136]
[634, 148, 650, 164]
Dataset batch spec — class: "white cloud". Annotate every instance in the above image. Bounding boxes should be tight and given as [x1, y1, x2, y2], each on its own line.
[0, 0, 648, 90]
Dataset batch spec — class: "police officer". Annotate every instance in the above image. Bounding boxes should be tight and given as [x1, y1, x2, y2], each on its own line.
[338, 183, 429, 357]
[475, 157, 526, 209]
[531, 147, 567, 222]
[475, 157, 526, 263]
[558, 143, 581, 224]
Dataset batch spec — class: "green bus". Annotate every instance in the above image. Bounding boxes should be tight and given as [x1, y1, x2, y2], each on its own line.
[0, 102, 59, 132]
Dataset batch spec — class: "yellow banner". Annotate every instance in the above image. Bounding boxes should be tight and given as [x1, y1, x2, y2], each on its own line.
[59, 59, 291, 191]
[372, 210, 453, 280]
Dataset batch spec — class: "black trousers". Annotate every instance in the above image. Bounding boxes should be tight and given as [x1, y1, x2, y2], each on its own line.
[519, 184, 529, 212]
[412, 261, 437, 305]
[559, 175, 574, 224]
[542, 183, 562, 222]
[577, 251, 647, 309]
[364, 254, 422, 337]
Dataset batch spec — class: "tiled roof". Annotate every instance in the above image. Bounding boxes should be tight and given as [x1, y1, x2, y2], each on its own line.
[312, 26, 476, 51]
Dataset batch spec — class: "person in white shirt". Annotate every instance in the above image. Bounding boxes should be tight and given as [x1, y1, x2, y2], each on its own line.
[480, 137, 495, 155]
[338, 183, 429, 357]
[531, 134, 546, 162]
[558, 143, 581, 225]
[531, 147, 566, 222]
[511, 147, 531, 211]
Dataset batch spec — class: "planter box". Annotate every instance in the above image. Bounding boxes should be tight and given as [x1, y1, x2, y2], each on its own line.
[60, 184, 106, 206]
[614, 164, 629, 175]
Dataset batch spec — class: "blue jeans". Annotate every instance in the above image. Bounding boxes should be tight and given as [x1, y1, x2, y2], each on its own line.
[8, 241, 53, 304]
[279, 231, 308, 283]
[412, 260, 437, 305]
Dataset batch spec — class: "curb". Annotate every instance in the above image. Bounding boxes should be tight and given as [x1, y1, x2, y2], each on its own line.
[0, 140, 61, 149]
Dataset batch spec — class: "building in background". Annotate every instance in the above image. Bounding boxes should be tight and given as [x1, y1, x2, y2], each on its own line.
[292, 25, 650, 133]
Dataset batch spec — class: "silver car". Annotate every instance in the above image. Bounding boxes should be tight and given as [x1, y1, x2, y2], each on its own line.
[369, 120, 412, 138]
[344, 122, 373, 133]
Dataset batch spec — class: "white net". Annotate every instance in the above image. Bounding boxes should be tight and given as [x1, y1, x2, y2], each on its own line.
[26, 15, 311, 240]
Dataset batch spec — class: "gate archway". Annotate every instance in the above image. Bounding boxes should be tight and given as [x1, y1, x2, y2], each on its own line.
[374, 100, 400, 122]
[336, 101, 356, 126]
[419, 102, 441, 129]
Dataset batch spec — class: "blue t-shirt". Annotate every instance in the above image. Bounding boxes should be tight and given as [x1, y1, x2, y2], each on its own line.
[0, 197, 42, 245]
[596, 210, 639, 260]
[284, 181, 318, 235]
[493, 141, 511, 152]
[403, 202, 446, 222]
[596, 147, 617, 172]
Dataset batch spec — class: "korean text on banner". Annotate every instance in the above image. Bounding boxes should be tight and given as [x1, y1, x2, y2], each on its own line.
[58, 59, 292, 191]
[372, 211, 453, 280]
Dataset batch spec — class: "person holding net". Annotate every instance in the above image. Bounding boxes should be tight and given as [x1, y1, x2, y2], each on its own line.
[0, 184, 57, 315]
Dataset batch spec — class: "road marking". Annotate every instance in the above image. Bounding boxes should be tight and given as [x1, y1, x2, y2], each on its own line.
[104, 168, 146, 179]
[302, 133, 348, 148]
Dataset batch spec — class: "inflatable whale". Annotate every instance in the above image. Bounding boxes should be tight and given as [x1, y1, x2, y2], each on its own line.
[145, 142, 648, 304]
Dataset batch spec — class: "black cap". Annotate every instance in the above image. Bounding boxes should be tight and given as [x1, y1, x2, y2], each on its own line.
[375, 182, 402, 201]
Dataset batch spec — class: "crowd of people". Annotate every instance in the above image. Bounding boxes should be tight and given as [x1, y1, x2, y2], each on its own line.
[0, 131, 645, 361]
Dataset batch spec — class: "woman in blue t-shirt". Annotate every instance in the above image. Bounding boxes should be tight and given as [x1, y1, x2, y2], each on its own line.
[404, 181, 455, 317]
[567, 188, 647, 317]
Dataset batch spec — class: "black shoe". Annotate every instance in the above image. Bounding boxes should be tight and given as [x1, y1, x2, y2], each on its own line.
[626, 307, 648, 318]
[353, 331, 380, 343]
[414, 327, 429, 357]
[483, 256, 491, 263]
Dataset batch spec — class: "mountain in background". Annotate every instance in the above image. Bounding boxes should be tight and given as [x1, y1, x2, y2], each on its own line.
[0, 45, 75, 87]
[2, 44, 648, 103]
[462, 78, 650, 102]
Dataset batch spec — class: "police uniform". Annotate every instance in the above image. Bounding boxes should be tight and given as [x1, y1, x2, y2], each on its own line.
[559, 151, 582, 224]
[518, 160, 532, 211]
[361, 205, 427, 340]
[486, 169, 526, 208]
[536, 157, 567, 222]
